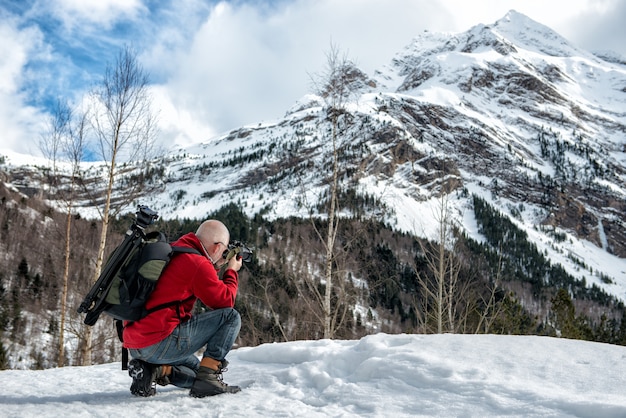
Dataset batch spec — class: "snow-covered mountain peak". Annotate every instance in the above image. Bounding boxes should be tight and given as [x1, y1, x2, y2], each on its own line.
[146, 11, 626, 294]
[3, 11, 626, 302]
[490, 9, 576, 57]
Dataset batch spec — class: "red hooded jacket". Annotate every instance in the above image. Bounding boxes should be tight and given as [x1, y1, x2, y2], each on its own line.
[122, 232, 239, 349]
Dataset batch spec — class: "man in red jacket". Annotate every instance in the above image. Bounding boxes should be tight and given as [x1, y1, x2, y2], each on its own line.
[123, 219, 242, 398]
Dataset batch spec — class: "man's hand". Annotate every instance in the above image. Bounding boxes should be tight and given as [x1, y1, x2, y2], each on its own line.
[227, 254, 243, 272]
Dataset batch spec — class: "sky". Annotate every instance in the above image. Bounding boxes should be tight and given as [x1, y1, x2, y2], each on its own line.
[1, 0, 625, 158]
[2, 333, 626, 417]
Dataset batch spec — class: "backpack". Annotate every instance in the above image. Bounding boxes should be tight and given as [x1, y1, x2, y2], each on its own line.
[77, 206, 201, 367]
[101, 230, 200, 322]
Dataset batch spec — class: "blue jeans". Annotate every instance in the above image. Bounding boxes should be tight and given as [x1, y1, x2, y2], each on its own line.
[129, 308, 241, 388]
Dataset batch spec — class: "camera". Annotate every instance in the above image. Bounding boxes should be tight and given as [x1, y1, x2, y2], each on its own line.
[135, 205, 159, 229]
[222, 241, 253, 263]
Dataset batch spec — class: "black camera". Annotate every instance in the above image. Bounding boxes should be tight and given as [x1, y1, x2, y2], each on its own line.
[222, 241, 253, 263]
[135, 205, 159, 229]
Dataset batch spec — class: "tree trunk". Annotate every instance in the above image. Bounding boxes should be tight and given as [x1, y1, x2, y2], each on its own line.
[82, 132, 117, 366]
[323, 116, 339, 339]
[436, 199, 445, 334]
[58, 200, 72, 367]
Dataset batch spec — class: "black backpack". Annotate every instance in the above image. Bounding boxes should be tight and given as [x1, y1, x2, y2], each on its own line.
[102, 231, 200, 320]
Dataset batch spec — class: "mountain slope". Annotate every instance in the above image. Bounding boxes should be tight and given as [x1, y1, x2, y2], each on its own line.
[111, 10, 626, 299]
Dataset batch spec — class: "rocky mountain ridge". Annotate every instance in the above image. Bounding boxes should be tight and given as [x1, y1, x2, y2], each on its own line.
[2, 10, 626, 301]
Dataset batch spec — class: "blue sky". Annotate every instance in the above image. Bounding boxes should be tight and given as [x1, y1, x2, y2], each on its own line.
[1, 0, 625, 158]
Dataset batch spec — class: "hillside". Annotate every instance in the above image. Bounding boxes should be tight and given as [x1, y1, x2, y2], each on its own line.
[107, 11, 626, 294]
[1, 10, 626, 369]
[1, 333, 625, 417]
[119, 13, 625, 274]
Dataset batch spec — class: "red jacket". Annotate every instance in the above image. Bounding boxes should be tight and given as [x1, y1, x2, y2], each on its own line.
[122, 232, 239, 349]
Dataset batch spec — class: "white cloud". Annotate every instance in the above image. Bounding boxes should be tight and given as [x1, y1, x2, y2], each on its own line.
[0, 21, 30, 93]
[154, 0, 456, 142]
[150, 84, 217, 150]
[2, 0, 625, 156]
[51, 0, 146, 30]
[560, 0, 626, 55]
[0, 15, 48, 156]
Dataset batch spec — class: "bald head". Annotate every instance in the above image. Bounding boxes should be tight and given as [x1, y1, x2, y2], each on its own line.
[196, 220, 230, 246]
[196, 219, 243, 271]
[195, 220, 230, 264]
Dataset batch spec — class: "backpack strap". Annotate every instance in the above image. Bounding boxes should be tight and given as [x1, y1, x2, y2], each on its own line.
[115, 320, 130, 370]
[145, 294, 196, 316]
[171, 246, 203, 255]
[150, 246, 203, 313]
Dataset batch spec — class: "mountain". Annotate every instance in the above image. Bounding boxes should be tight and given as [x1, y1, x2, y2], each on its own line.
[1, 10, 626, 368]
[126, 10, 625, 289]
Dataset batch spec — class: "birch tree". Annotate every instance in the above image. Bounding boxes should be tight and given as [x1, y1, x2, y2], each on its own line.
[40, 100, 88, 366]
[305, 44, 357, 339]
[414, 188, 463, 333]
[81, 45, 159, 365]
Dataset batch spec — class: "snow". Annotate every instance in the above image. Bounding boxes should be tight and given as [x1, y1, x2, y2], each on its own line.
[2, 333, 626, 417]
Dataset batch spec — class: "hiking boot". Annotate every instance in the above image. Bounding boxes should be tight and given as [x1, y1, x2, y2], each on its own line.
[155, 365, 173, 386]
[128, 359, 157, 397]
[155, 374, 171, 387]
[189, 360, 240, 397]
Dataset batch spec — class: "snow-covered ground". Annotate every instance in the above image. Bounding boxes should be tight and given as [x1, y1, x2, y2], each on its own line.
[2, 333, 625, 417]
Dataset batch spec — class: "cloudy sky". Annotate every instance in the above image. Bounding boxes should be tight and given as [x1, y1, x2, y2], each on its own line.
[1, 0, 625, 158]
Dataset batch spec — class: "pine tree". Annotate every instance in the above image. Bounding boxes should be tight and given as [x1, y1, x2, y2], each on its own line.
[551, 288, 576, 338]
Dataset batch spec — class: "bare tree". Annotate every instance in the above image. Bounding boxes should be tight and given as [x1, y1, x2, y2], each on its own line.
[40, 100, 88, 366]
[81, 45, 159, 365]
[474, 240, 506, 333]
[414, 188, 463, 333]
[40, 100, 70, 180]
[300, 44, 360, 339]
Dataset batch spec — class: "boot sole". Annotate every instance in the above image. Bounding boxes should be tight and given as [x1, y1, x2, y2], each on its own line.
[129, 359, 157, 397]
[190, 386, 241, 397]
